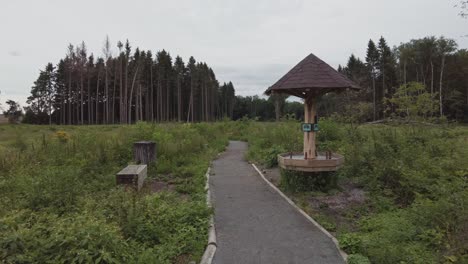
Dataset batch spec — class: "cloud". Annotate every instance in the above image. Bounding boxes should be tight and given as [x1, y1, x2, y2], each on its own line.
[8, 51, 21, 57]
[215, 63, 292, 96]
[1, 0, 467, 107]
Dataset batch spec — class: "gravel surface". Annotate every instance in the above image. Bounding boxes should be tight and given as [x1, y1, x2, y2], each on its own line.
[210, 141, 345, 264]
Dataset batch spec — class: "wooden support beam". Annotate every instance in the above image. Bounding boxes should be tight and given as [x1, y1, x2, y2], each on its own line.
[303, 96, 316, 159]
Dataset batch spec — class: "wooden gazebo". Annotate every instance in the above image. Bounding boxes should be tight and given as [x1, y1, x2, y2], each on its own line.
[265, 53, 359, 172]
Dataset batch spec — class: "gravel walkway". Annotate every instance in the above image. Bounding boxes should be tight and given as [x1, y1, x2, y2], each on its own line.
[210, 141, 345, 264]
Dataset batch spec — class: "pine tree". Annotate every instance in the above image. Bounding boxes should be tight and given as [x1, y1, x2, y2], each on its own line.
[27, 63, 56, 124]
[3, 100, 22, 123]
[187, 56, 196, 122]
[174, 56, 186, 122]
[377, 36, 397, 116]
[24, 37, 236, 124]
[366, 39, 379, 120]
[102, 35, 112, 124]
[437, 37, 457, 116]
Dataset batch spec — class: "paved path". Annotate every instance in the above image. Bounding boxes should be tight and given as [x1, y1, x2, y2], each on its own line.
[210, 141, 345, 264]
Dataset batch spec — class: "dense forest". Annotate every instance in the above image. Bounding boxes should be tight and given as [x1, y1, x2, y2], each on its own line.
[230, 35, 468, 123]
[21, 37, 236, 124]
[3, 35, 468, 124]
[324, 36, 468, 122]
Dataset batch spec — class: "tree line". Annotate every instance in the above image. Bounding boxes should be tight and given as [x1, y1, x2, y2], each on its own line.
[5, 35, 467, 124]
[21, 37, 236, 124]
[321, 36, 468, 122]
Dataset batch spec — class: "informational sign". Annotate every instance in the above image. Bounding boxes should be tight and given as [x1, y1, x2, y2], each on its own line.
[302, 123, 312, 132]
[302, 123, 319, 132]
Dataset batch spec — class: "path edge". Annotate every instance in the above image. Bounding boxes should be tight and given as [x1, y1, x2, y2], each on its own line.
[251, 163, 348, 262]
[200, 167, 217, 264]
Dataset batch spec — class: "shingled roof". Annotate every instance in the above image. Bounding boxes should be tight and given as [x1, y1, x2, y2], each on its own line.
[265, 53, 360, 98]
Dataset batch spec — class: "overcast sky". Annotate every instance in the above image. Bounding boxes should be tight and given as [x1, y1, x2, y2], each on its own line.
[0, 0, 466, 108]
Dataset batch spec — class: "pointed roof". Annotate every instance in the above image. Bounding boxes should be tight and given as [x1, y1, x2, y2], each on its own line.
[265, 53, 360, 98]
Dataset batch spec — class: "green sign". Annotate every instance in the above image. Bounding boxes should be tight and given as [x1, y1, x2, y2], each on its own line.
[302, 123, 312, 132]
[302, 123, 319, 132]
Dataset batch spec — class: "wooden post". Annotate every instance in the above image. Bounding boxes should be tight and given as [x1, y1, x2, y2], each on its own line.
[133, 141, 156, 165]
[303, 96, 316, 159]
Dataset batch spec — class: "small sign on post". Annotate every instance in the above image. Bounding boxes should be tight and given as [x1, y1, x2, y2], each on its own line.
[302, 123, 312, 132]
[313, 123, 319, 132]
[302, 123, 319, 132]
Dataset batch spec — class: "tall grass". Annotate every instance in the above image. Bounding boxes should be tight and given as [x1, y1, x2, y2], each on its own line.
[243, 120, 468, 263]
[0, 121, 466, 263]
[0, 123, 228, 263]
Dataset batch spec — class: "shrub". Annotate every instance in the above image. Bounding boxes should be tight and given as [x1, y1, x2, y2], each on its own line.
[339, 233, 362, 254]
[263, 145, 285, 168]
[0, 210, 133, 263]
[347, 254, 371, 264]
[0, 123, 229, 262]
[280, 169, 338, 192]
[54, 130, 70, 143]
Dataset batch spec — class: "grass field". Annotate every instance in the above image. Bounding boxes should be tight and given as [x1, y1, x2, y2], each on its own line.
[0, 121, 467, 263]
[0, 123, 231, 263]
[241, 120, 468, 264]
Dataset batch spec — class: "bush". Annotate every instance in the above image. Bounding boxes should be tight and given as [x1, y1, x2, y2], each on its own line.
[0, 123, 229, 262]
[242, 121, 468, 263]
[338, 233, 362, 254]
[263, 145, 285, 168]
[0, 210, 133, 263]
[347, 254, 371, 264]
[280, 169, 338, 192]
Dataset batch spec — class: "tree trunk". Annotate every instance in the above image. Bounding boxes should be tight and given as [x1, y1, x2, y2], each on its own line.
[96, 70, 100, 124]
[123, 57, 128, 123]
[157, 73, 161, 122]
[87, 71, 91, 124]
[372, 73, 376, 121]
[204, 80, 208, 121]
[119, 56, 124, 123]
[112, 62, 117, 124]
[421, 65, 426, 86]
[61, 95, 65, 124]
[439, 56, 446, 116]
[177, 76, 181, 122]
[150, 64, 154, 121]
[191, 77, 194, 122]
[134, 83, 139, 122]
[187, 91, 192, 123]
[431, 60, 434, 95]
[140, 85, 143, 120]
[105, 61, 109, 124]
[68, 69, 72, 125]
[166, 79, 169, 121]
[403, 61, 407, 85]
[48, 99, 52, 125]
[80, 69, 84, 125]
[381, 67, 385, 118]
[76, 84, 80, 124]
[201, 79, 205, 121]
[128, 65, 140, 124]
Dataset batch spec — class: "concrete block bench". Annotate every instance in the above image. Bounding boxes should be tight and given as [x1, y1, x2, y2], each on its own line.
[116, 165, 147, 191]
